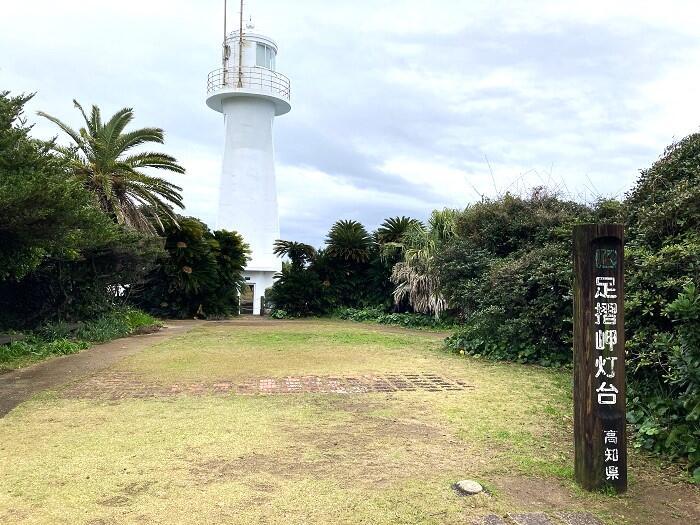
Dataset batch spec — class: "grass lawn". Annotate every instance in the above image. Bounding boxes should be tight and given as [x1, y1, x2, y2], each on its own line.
[0, 320, 696, 524]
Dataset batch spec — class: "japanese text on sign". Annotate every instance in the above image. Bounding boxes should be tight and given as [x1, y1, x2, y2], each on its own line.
[595, 250, 621, 482]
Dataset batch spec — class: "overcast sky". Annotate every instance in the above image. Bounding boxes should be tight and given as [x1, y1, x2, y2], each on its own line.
[2, 1, 700, 246]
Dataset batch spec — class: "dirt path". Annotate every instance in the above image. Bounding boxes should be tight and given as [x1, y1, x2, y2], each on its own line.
[0, 320, 202, 417]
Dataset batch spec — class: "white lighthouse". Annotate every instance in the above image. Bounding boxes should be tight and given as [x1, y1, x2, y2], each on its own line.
[206, 6, 291, 315]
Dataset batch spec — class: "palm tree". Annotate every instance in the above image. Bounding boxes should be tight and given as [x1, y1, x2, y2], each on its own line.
[375, 216, 422, 262]
[391, 209, 458, 318]
[39, 100, 185, 234]
[273, 240, 316, 268]
[325, 220, 372, 263]
[375, 216, 420, 245]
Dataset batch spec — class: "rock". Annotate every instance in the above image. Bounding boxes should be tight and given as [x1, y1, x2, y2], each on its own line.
[454, 479, 483, 495]
[508, 513, 556, 525]
[472, 515, 507, 525]
[554, 512, 605, 525]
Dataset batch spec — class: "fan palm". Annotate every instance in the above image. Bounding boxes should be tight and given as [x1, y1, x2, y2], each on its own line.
[325, 220, 373, 263]
[273, 239, 316, 268]
[391, 209, 458, 318]
[38, 100, 185, 234]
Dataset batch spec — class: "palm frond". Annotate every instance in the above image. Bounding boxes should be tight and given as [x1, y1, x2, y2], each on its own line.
[36, 111, 84, 148]
[124, 152, 186, 173]
[115, 127, 164, 152]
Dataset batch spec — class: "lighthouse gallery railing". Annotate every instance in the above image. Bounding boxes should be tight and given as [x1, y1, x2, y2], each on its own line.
[207, 67, 291, 100]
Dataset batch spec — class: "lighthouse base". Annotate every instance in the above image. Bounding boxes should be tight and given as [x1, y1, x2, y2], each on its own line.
[240, 270, 277, 316]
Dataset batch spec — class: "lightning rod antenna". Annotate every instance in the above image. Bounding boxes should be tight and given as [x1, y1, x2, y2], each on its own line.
[237, 0, 244, 87]
[222, 0, 231, 68]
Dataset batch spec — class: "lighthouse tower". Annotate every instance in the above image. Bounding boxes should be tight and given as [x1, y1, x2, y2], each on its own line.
[206, 9, 291, 315]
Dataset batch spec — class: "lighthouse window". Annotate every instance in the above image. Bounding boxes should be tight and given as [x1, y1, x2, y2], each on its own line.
[256, 43, 276, 70]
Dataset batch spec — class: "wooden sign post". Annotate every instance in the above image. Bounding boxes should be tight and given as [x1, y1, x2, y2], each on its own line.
[573, 224, 627, 493]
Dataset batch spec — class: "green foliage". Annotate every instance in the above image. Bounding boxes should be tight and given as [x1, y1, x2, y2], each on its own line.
[39, 100, 185, 234]
[439, 191, 600, 365]
[376, 216, 421, 246]
[391, 209, 458, 317]
[437, 177, 698, 472]
[627, 281, 700, 474]
[445, 252, 573, 367]
[269, 218, 404, 316]
[273, 240, 316, 268]
[334, 306, 386, 322]
[625, 134, 700, 250]
[0, 92, 163, 329]
[622, 135, 700, 475]
[334, 306, 455, 330]
[267, 262, 328, 317]
[325, 220, 372, 263]
[269, 309, 288, 319]
[449, 190, 588, 256]
[0, 307, 159, 371]
[0, 227, 163, 329]
[134, 216, 249, 319]
[0, 92, 116, 280]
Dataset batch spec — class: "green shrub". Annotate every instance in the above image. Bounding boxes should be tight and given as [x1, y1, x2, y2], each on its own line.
[269, 309, 289, 319]
[335, 307, 385, 322]
[334, 306, 455, 330]
[0, 307, 159, 372]
[628, 283, 700, 478]
[267, 263, 329, 316]
[437, 168, 699, 474]
[438, 191, 608, 366]
[133, 217, 249, 319]
[622, 134, 700, 477]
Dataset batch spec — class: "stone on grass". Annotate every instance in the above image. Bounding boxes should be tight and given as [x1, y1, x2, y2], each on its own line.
[555, 512, 604, 525]
[472, 515, 508, 525]
[454, 479, 483, 495]
[508, 512, 556, 525]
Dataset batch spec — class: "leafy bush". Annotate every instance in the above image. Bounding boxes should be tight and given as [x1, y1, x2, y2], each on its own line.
[0, 230, 163, 329]
[269, 309, 288, 319]
[443, 244, 575, 366]
[334, 306, 455, 330]
[622, 134, 700, 477]
[0, 92, 109, 281]
[133, 217, 249, 319]
[268, 216, 429, 317]
[335, 306, 385, 322]
[439, 191, 612, 365]
[0, 307, 159, 371]
[437, 172, 699, 474]
[266, 263, 328, 316]
[628, 283, 700, 479]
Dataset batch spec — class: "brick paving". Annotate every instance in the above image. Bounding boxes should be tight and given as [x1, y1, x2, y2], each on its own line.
[62, 372, 473, 399]
[473, 513, 603, 525]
